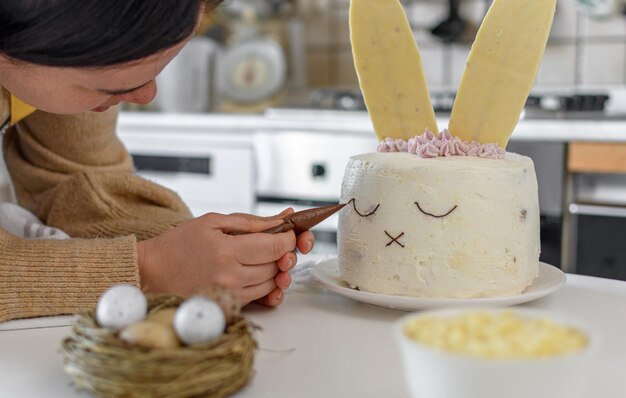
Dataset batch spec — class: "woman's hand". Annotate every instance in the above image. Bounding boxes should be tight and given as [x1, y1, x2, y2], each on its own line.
[137, 209, 315, 307]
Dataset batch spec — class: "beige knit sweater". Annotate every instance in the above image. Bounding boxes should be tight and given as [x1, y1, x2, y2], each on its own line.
[0, 88, 193, 322]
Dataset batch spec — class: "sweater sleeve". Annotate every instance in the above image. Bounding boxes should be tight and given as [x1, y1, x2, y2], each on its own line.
[2, 107, 193, 240]
[0, 107, 194, 322]
[0, 228, 139, 322]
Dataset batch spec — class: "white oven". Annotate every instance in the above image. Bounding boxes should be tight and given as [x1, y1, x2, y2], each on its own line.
[117, 115, 256, 217]
[253, 125, 377, 254]
[567, 173, 626, 280]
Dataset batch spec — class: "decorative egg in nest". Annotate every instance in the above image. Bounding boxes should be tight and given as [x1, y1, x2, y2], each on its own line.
[61, 293, 257, 398]
[96, 285, 147, 330]
[145, 307, 176, 326]
[174, 296, 226, 345]
[196, 284, 241, 324]
[119, 320, 181, 349]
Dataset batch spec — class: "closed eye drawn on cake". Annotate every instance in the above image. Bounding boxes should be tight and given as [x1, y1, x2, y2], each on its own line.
[414, 202, 458, 218]
[348, 198, 380, 217]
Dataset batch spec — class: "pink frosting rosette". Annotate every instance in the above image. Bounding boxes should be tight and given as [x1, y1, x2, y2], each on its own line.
[377, 129, 506, 159]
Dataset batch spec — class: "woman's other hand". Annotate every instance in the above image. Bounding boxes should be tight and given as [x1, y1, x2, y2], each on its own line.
[136, 209, 315, 307]
[229, 208, 315, 307]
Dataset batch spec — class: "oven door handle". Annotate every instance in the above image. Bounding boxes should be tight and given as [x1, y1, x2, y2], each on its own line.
[569, 203, 626, 218]
[132, 154, 212, 175]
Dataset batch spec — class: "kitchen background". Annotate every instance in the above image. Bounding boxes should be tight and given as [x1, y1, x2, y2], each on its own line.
[4, 0, 626, 280]
[133, 0, 626, 114]
[303, 0, 626, 90]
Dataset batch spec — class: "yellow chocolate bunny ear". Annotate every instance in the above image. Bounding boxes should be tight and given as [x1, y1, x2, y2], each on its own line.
[449, 0, 557, 148]
[350, 0, 438, 142]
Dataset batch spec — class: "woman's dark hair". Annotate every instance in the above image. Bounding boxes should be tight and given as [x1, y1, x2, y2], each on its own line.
[0, 0, 222, 67]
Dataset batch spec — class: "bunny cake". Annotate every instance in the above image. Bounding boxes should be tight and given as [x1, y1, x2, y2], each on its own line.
[338, 0, 556, 298]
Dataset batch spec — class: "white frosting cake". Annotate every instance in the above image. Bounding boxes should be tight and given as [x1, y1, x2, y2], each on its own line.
[337, 152, 540, 298]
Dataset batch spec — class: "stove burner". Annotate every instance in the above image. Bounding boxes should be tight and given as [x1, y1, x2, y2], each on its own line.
[309, 89, 611, 115]
[310, 89, 457, 113]
[310, 89, 366, 111]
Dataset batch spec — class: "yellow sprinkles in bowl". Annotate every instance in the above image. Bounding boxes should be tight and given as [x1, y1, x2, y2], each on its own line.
[404, 311, 587, 359]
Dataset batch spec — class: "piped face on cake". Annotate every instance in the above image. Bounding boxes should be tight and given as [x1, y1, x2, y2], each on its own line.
[340, 168, 463, 257]
[337, 152, 540, 298]
[346, 197, 458, 249]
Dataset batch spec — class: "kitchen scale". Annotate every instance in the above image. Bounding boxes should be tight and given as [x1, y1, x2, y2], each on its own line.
[216, 0, 294, 112]
[220, 38, 286, 105]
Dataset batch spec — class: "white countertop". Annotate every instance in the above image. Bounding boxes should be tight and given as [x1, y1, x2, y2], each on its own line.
[1, 263, 626, 398]
[118, 109, 626, 143]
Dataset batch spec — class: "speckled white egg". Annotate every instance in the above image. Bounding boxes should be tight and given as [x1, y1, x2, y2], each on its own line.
[96, 284, 147, 330]
[174, 296, 226, 345]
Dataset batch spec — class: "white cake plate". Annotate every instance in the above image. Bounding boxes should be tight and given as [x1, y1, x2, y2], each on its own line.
[312, 258, 566, 311]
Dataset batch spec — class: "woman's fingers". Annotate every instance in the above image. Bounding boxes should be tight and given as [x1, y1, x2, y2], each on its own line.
[240, 262, 280, 285]
[296, 230, 315, 254]
[229, 207, 294, 221]
[240, 278, 278, 305]
[249, 272, 290, 308]
[218, 208, 295, 234]
[254, 288, 285, 308]
[234, 231, 296, 264]
[202, 212, 284, 234]
[241, 270, 291, 307]
[139, 208, 301, 300]
[277, 252, 297, 272]
[275, 271, 291, 290]
[265, 207, 294, 220]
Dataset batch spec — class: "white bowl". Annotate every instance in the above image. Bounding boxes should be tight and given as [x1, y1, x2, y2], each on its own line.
[393, 308, 600, 398]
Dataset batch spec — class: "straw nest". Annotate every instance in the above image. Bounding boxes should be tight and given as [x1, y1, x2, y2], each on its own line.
[60, 295, 257, 398]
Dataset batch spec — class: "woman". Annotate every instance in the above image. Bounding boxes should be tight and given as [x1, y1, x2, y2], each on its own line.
[0, 0, 314, 322]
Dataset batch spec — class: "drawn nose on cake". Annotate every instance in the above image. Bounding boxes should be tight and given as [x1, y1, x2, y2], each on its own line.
[384, 230, 405, 248]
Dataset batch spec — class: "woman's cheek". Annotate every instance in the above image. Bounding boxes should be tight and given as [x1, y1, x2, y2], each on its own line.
[66, 94, 114, 114]
[33, 85, 107, 114]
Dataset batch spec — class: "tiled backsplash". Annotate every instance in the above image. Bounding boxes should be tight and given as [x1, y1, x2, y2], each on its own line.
[300, 0, 626, 91]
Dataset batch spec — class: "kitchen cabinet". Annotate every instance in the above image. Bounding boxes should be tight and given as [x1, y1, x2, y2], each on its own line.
[568, 142, 626, 173]
[562, 142, 626, 279]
